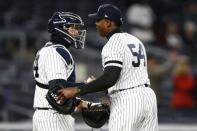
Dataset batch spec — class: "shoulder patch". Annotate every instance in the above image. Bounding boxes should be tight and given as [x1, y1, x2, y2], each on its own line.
[56, 47, 72, 65]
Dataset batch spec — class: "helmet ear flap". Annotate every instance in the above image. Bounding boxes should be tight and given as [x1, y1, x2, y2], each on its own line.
[48, 19, 55, 33]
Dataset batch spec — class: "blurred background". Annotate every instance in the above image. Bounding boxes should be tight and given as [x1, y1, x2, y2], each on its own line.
[0, 0, 197, 130]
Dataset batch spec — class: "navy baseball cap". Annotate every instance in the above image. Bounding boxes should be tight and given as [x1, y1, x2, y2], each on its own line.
[88, 4, 123, 25]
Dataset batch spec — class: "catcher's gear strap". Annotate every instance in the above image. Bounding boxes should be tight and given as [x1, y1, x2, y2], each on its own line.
[35, 79, 85, 89]
[34, 107, 53, 110]
[35, 80, 48, 89]
[78, 66, 121, 95]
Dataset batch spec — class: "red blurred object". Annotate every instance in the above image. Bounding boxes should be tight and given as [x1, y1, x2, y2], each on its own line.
[171, 75, 196, 108]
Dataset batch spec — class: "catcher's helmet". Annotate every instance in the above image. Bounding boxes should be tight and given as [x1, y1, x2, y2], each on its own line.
[48, 12, 86, 49]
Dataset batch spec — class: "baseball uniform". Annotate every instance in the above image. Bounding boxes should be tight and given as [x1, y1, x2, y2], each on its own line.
[102, 33, 158, 131]
[32, 42, 75, 131]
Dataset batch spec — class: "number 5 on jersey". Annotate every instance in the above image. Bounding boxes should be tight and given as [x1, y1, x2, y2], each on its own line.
[128, 44, 146, 67]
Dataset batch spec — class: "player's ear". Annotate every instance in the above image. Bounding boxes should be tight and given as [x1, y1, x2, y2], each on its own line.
[105, 19, 112, 28]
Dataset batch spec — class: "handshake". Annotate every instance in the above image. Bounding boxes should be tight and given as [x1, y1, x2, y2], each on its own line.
[46, 75, 109, 128]
[57, 75, 96, 103]
[46, 75, 96, 112]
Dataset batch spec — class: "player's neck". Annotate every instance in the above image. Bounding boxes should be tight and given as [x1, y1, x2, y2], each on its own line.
[106, 27, 122, 40]
[50, 34, 71, 48]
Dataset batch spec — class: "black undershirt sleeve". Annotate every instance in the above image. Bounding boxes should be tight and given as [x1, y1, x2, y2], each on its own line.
[78, 66, 122, 95]
[48, 79, 85, 89]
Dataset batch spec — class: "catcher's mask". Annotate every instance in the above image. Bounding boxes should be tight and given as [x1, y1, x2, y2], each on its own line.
[48, 12, 86, 49]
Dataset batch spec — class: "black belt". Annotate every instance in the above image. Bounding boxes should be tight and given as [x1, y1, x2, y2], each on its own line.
[119, 83, 149, 91]
[35, 107, 53, 110]
[110, 83, 149, 95]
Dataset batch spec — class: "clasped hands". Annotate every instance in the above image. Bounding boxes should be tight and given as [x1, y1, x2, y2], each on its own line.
[57, 75, 95, 103]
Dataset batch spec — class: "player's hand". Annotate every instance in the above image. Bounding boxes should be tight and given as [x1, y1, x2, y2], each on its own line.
[75, 100, 90, 112]
[57, 87, 79, 100]
[84, 75, 96, 84]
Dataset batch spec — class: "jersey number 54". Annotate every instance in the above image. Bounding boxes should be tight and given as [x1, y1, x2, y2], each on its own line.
[128, 44, 146, 67]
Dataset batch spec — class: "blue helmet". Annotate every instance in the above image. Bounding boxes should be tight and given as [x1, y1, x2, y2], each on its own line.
[48, 12, 86, 49]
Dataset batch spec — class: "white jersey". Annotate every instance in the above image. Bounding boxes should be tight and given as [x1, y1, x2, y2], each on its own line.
[32, 42, 75, 131]
[33, 42, 75, 108]
[102, 32, 158, 131]
[102, 33, 150, 94]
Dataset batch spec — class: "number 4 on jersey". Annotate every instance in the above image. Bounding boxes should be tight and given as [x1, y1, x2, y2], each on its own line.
[33, 53, 40, 78]
[128, 44, 146, 67]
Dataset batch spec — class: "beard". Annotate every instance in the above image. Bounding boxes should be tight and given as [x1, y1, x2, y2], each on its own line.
[97, 28, 106, 37]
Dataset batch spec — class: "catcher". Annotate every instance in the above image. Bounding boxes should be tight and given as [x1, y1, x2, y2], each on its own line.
[33, 11, 109, 131]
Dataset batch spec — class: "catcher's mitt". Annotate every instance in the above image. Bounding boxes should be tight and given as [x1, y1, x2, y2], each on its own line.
[81, 102, 110, 128]
[46, 86, 79, 114]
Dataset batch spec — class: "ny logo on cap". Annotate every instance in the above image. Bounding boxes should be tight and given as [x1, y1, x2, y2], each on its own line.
[104, 14, 108, 18]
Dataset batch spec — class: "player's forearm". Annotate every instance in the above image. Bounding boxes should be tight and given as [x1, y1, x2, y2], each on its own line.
[66, 81, 85, 86]
[49, 79, 85, 89]
[78, 66, 121, 95]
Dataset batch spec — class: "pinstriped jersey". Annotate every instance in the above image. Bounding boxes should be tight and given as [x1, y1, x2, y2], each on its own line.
[101, 33, 150, 93]
[33, 42, 75, 108]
